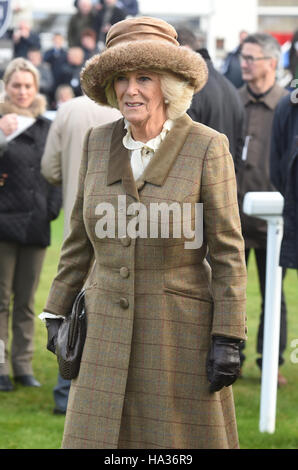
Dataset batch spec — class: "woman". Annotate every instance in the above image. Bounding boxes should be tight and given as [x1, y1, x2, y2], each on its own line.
[44, 17, 247, 449]
[0, 58, 61, 392]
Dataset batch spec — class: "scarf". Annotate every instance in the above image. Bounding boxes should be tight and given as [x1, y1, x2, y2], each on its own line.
[0, 93, 47, 118]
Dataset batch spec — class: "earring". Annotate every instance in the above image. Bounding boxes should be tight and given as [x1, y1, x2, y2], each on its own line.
[164, 98, 169, 104]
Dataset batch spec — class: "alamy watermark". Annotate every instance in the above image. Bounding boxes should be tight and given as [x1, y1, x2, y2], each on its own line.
[290, 79, 298, 104]
[290, 339, 298, 364]
[94, 196, 203, 249]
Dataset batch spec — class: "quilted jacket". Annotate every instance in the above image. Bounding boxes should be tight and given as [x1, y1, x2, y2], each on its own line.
[0, 97, 62, 247]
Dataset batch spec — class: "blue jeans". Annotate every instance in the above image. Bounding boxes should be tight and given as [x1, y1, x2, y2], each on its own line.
[53, 373, 70, 412]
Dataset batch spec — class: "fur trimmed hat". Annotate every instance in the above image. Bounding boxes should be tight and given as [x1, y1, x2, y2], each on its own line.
[80, 16, 208, 106]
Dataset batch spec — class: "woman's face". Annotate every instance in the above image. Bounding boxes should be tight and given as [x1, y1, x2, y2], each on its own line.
[114, 70, 166, 129]
[5, 70, 37, 109]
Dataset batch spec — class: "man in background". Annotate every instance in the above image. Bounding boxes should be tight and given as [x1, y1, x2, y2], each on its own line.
[12, 20, 41, 58]
[270, 93, 298, 273]
[177, 26, 245, 165]
[222, 30, 249, 89]
[43, 33, 68, 98]
[56, 47, 85, 97]
[237, 33, 289, 385]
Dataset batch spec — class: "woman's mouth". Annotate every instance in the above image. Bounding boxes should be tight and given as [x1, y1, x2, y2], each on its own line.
[126, 102, 143, 107]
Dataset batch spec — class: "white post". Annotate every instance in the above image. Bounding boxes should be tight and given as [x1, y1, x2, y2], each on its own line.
[259, 216, 283, 433]
[243, 192, 284, 434]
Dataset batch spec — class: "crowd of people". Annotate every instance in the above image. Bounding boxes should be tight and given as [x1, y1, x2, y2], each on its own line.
[0, 7, 297, 450]
[2, 0, 139, 109]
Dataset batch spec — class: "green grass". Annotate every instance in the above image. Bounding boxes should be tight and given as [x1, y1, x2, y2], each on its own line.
[0, 211, 297, 449]
[235, 256, 298, 449]
[0, 213, 65, 449]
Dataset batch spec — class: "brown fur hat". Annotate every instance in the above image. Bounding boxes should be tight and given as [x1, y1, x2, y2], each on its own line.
[80, 16, 208, 106]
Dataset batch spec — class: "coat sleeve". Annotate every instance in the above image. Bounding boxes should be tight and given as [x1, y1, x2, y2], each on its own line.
[44, 128, 94, 316]
[201, 133, 247, 340]
[0, 129, 7, 157]
[234, 103, 245, 172]
[270, 103, 284, 194]
[41, 112, 63, 185]
[46, 181, 62, 221]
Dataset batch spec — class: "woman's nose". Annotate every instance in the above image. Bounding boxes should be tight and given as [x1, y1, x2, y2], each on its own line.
[126, 79, 138, 95]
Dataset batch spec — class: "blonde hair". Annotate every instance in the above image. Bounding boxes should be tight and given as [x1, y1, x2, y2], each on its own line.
[3, 57, 40, 90]
[104, 70, 194, 120]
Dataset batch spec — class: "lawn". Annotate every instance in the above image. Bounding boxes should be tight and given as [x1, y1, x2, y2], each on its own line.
[0, 211, 297, 449]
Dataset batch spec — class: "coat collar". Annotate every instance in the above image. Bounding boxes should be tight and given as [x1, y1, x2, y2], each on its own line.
[107, 113, 193, 199]
[239, 83, 286, 110]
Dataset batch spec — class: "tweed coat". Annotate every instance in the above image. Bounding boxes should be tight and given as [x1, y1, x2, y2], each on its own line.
[45, 113, 247, 449]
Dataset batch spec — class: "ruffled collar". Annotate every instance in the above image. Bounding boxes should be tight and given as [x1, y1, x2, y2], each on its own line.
[123, 118, 173, 152]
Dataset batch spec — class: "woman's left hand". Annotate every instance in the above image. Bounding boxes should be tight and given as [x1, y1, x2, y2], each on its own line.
[46, 318, 63, 355]
[206, 336, 243, 393]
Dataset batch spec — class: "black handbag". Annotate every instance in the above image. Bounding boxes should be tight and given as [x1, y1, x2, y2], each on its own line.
[56, 290, 87, 380]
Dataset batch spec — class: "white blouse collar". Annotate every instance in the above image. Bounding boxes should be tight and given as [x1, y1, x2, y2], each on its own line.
[122, 118, 173, 152]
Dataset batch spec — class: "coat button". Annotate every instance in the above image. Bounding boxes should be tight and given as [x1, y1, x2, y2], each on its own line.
[120, 237, 131, 247]
[119, 297, 129, 309]
[120, 267, 129, 278]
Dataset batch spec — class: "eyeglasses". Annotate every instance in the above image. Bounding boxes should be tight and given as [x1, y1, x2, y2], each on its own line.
[240, 54, 272, 65]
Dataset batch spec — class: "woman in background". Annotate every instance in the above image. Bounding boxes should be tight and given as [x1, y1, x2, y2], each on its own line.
[0, 58, 61, 392]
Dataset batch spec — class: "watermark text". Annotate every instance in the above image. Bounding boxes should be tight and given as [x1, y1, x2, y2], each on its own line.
[94, 196, 203, 249]
[290, 339, 298, 364]
[290, 79, 298, 104]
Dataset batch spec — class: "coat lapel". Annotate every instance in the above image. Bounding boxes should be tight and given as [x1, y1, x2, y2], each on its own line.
[107, 118, 139, 200]
[107, 113, 193, 197]
[140, 113, 193, 187]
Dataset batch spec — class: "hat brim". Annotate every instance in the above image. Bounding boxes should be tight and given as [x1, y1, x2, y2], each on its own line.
[80, 40, 208, 106]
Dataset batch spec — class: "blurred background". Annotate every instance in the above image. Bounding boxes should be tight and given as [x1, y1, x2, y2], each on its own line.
[1, 0, 297, 69]
[1, 0, 297, 109]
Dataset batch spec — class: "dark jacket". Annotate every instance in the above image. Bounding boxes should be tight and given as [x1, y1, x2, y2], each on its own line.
[237, 83, 288, 249]
[13, 32, 41, 58]
[222, 45, 245, 89]
[95, 5, 126, 43]
[56, 63, 83, 97]
[187, 49, 245, 164]
[0, 115, 62, 247]
[117, 0, 139, 16]
[270, 93, 298, 268]
[67, 11, 98, 47]
[43, 47, 68, 84]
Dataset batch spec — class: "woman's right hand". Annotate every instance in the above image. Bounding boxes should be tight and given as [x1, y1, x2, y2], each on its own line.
[0, 114, 18, 136]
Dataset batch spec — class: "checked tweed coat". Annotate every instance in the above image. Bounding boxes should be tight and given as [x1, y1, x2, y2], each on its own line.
[45, 113, 247, 449]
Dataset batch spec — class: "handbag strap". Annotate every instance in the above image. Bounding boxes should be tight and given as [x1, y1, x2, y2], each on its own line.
[68, 290, 85, 350]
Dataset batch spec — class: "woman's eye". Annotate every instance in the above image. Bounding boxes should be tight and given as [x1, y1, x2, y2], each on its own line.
[139, 76, 150, 82]
[115, 76, 126, 82]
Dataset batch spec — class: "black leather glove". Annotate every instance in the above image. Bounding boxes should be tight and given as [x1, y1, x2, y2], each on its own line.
[206, 335, 243, 393]
[46, 318, 63, 355]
